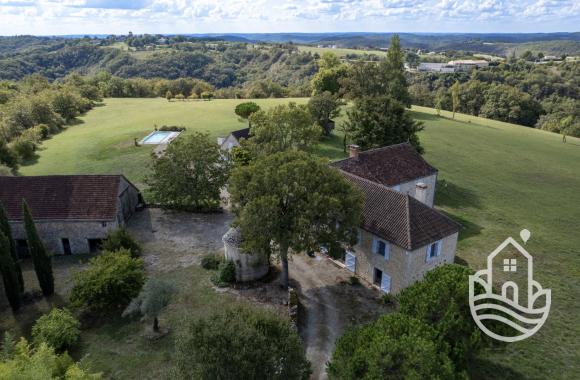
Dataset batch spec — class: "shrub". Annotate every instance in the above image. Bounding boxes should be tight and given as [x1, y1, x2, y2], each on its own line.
[380, 292, 397, 306]
[200, 253, 221, 270]
[158, 125, 186, 132]
[0, 335, 102, 379]
[173, 305, 310, 379]
[100, 228, 141, 257]
[70, 249, 145, 314]
[32, 308, 80, 352]
[348, 276, 360, 286]
[398, 264, 487, 370]
[212, 260, 236, 286]
[328, 313, 454, 379]
[9, 137, 36, 161]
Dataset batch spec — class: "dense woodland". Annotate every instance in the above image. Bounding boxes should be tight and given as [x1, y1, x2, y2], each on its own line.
[0, 34, 579, 174]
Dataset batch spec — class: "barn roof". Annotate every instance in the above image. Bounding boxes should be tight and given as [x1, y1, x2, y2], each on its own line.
[339, 171, 461, 250]
[0, 175, 129, 221]
[330, 143, 437, 187]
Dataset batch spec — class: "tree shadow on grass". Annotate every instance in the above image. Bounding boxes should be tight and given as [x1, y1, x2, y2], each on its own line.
[436, 179, 482, 210]
[468, 356, 528, 380]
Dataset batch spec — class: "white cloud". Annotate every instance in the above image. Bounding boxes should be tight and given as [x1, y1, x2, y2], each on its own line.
[0, 0, 578, 34]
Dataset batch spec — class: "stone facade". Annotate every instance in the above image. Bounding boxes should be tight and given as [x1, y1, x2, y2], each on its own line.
[391, 173, 437, 207]
[223, 228, 269, 282]
[346, 229, 458, 294]
[7, 176, 141, 256]
[10, 219, 119, 256]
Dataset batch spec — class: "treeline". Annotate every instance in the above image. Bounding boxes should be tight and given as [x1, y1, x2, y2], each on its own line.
[408, 60, 580, 136]
[0, 36, 317, 89]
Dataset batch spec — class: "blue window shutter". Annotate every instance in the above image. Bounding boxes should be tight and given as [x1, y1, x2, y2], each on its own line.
[384, 243, 390, 261]
[372, 238, 378, 254]
[436, 240, 442, 257]
[381, 273, 391, 293]
[426, 245, 431, 262]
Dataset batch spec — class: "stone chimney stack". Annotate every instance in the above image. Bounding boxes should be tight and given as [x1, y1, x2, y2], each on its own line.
[348, 144, 360, 159]
[415, 182, 429, 205]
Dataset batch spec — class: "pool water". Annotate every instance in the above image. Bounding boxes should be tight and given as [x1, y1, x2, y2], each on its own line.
[141, 131, 177, 145]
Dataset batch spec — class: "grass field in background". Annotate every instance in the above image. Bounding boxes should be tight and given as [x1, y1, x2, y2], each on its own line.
[19, 99, 580, 379]
[297, 45, 387, 58]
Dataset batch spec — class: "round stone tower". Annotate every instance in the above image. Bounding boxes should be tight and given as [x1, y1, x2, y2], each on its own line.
[222, 227, 269, 282]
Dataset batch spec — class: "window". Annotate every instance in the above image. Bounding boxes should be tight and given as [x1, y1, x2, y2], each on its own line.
[426, 240, 442, 261]
[503, 258, 517, 272]
[374, 268, 391, 293]
[372, 238, 390, 260]
[61, 238, 71, 255]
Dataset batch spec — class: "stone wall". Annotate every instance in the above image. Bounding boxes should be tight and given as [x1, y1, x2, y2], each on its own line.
[10, 219, 119, 255]
[222, 228, 269, 282]
[349, 229, 458, 294]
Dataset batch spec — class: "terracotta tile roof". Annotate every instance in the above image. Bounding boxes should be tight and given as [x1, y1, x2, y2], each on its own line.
[339, 171, 461, 250]
[330, 143, 437, 187]
[0, 175, 125, 221]
[231, 127, 250, 141]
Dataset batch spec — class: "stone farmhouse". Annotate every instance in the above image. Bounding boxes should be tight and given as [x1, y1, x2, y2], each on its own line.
[330, 143, 461, 294]
[217, 127, 250, 152]
[0, 175, 142, 256]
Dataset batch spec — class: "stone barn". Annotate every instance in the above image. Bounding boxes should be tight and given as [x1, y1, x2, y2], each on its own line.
[0, 175, 143, 256]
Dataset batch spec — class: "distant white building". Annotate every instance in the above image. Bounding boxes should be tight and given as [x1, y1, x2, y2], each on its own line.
[217, 127, 250, 152]
[418, 63, 456, 73]
[448, 60, 489, 71]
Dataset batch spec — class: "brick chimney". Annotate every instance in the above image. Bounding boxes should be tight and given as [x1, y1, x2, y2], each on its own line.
[348, 144, 360, 159]
[415, 182, 429, 205]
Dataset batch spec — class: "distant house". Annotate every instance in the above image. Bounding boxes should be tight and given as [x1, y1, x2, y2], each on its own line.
[448, 59, 489, 71]
[418, 63, 455, 73]
[0, 175, 142, 256]
[330, 144, 461, 293]
[218, 127, 250, 152]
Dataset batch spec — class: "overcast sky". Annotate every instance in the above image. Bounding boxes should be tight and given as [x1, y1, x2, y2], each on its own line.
[0, 0, 579, 35]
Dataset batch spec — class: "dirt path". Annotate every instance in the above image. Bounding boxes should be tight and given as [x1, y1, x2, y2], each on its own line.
[290, 254, 388, 380]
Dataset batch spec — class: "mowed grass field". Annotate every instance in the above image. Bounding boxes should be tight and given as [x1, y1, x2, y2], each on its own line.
[297, 45, 387, 58]
[20, 99, 580, 379]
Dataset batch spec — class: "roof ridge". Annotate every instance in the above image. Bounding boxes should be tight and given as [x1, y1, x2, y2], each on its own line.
[329, 142, 414, 164]
[335, 169, 408, 199]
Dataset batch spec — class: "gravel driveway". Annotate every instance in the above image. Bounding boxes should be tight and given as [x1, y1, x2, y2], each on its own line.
[127, 207, 233, 273]
[290, 254, 389, 380]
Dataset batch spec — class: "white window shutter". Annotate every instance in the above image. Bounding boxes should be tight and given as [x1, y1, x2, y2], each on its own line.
[384, 243, 390, 261]
[436, 240, 442, 257]
[372, 238, 378, 254]
[426, 245, 431, 262]
[380, 273, 391, 293]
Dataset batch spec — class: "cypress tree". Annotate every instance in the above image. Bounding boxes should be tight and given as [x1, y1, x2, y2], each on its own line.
[0, 231, 22, 311]
[22, 201, 54, 296]
[0, 203, 24, 292]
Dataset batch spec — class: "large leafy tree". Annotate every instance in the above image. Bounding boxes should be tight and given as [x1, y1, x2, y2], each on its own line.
[23, 201, 54, 297]
[328, 313, 455, 379]
[342, 34, 410, 106]
[0, 232, 22, 311]
[146, 132, 230, 211]
[0, 203, 23, 292]
[173, 305, 311, 379]
[234, 102, 260, 128]
[398, 264, 490, 370]
[307, 91, 343, 136]
[247, 102, 320, 156]
[229, 151, 363, 289]
[346, 95, 424, 152]
[311, 52, 348, 95]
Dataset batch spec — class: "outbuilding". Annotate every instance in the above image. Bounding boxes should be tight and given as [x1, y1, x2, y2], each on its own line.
[0, 175, 143, 256]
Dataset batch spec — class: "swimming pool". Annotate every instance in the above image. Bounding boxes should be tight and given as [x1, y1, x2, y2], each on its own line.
[140, 131, 180, 145]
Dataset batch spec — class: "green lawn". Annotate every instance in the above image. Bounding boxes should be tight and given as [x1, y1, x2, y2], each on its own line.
[297, 45, 387, 58]
[21, 98, 317, 186]
[18, 99, 580, 379]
